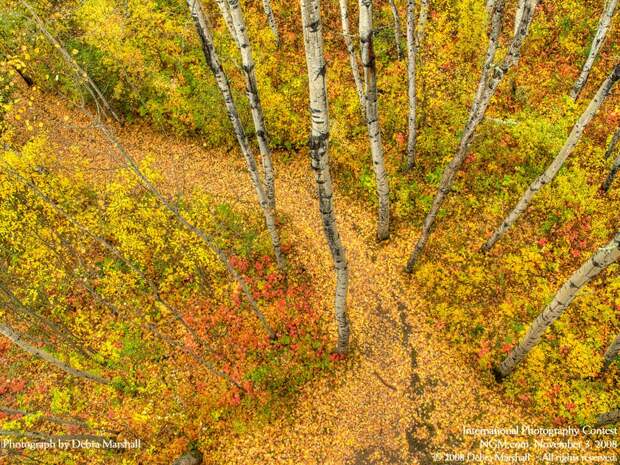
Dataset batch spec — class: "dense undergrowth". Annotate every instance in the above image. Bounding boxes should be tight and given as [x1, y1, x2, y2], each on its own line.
[0, 0, 619, 452]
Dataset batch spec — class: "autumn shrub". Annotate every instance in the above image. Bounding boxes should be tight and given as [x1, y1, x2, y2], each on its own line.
[0, 134, 333, 464]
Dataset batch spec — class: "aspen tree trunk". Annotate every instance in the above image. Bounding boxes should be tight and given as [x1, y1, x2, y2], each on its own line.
[495, 232, 620, 380]
[262, 0, 280, 47]
[485, 0, 496, 15]
[299, 0, 351, 354]
[388, 0, 402, 59]
[338, 0, 365, 110]
[595, 409, 620, 427]
[602, 151, 620, 192]
[359, 0, 391, 240]
[602, 334, 620, 371]
[571, 0, 618, 100]
[406, 0, 538, 271]
[227, 0, 277, 210]
[187, 0, 284, 269]
[514, 0, 526, 36]
[482, 64, 620, 252]
[406, 0, 417, 169]
[0, 323, 111, 385]
[416, 0, 429, 47]
[604, 127, 620, 159]
[215, 0, 237, 39]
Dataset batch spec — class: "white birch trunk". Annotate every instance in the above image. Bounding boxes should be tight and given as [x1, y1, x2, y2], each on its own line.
[359, 0, 391, 240]
[262, 0, 280, 47]
[605, 126, 620, 159]
[602, 334, 620, 371]
[602, 150, 620, 192]
[388, 0, 403, 59]
[482, 64, 620, 252]
[495, 232, 620, 379]
[416, 0, 429, 47]
[338, 0, 365, 111]
[227, 0, 277, 210]
[571, 0, 618, 100]
[486, 0, 496, 15]
[406, 0, 539, 271]
[299, 0, 351, 353]
[514, 0, 526, 36]
[0, 323, 111, 385]
[215, 0, 238, 39]
[406, 0, 417, 169]
[187, 0, 285, 270]
[595, 409, 620, 427]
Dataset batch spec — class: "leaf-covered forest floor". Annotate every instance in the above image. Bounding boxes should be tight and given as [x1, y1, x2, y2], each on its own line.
[8, 88, 564, 465]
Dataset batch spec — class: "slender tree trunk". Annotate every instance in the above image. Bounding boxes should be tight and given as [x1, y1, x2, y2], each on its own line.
[406, 0, 416, 169]
[262, 0, 280, 47]
[416, 0, 429, 47]
[215, 0, 237, 39]
[595, 409, 620, 427]
[388, 0, 402, 59]
[482, 64, 620, 252]
[514, 0, 526, 36]
[602, 334, 620, 371]
[406, 0, 538, 271]
[359, 0, 390, 240]
[602, 151, 620, 192]
[299, 0, 350, 354]
[604, 127, 620, 159]
[0, 323, 111, 385]
[227, 0, 277, 210]
[338, 0, 365, 109]
[495, 232, 620, 380]
[486, 0, 496, 15]
[571, 0, 618, 101]
[187, 0, 284, 270]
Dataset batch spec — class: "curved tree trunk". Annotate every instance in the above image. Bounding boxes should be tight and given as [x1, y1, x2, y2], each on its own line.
[406, 0, 416, 169]
[406, 0, 538, 271]
[602, 334, 620, 371]
[339, 0, 365, 109]
[0, 323, 111, 385]
[227, 0, 277, 210]
[187, 0, 285, 270]
[495, 232, 620, 380]
[595, 409, 620, 427]
[299, 0, 351, 354]
[571, 0, 618, 101]
[359, 0, 390, 240]
[482, 64, 620, 252]
[388, 0, 402, 59]
[262, 0, 280, 47]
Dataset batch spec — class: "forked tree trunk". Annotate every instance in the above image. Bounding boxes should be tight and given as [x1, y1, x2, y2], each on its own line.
[338, 0, 365, 110]
[388, 0, 402, 59]
[359, 0, 390, 240]
[602, 334, 620, 371]
[482, 64, 620, 252]
[406, 0, 416, 169]
[187, 0, 284, 269]
[595, 409, 620, 427]
[405, 0, 538, 271]
[227, 0, 277, 210]
[0, 323, 111, 385]
[495, 232, 620, 380]
[571, 0, 618, 100]
[299, 0, 351, 354]
[416, 0, 429, 47]
[262, 0, 280, 47]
